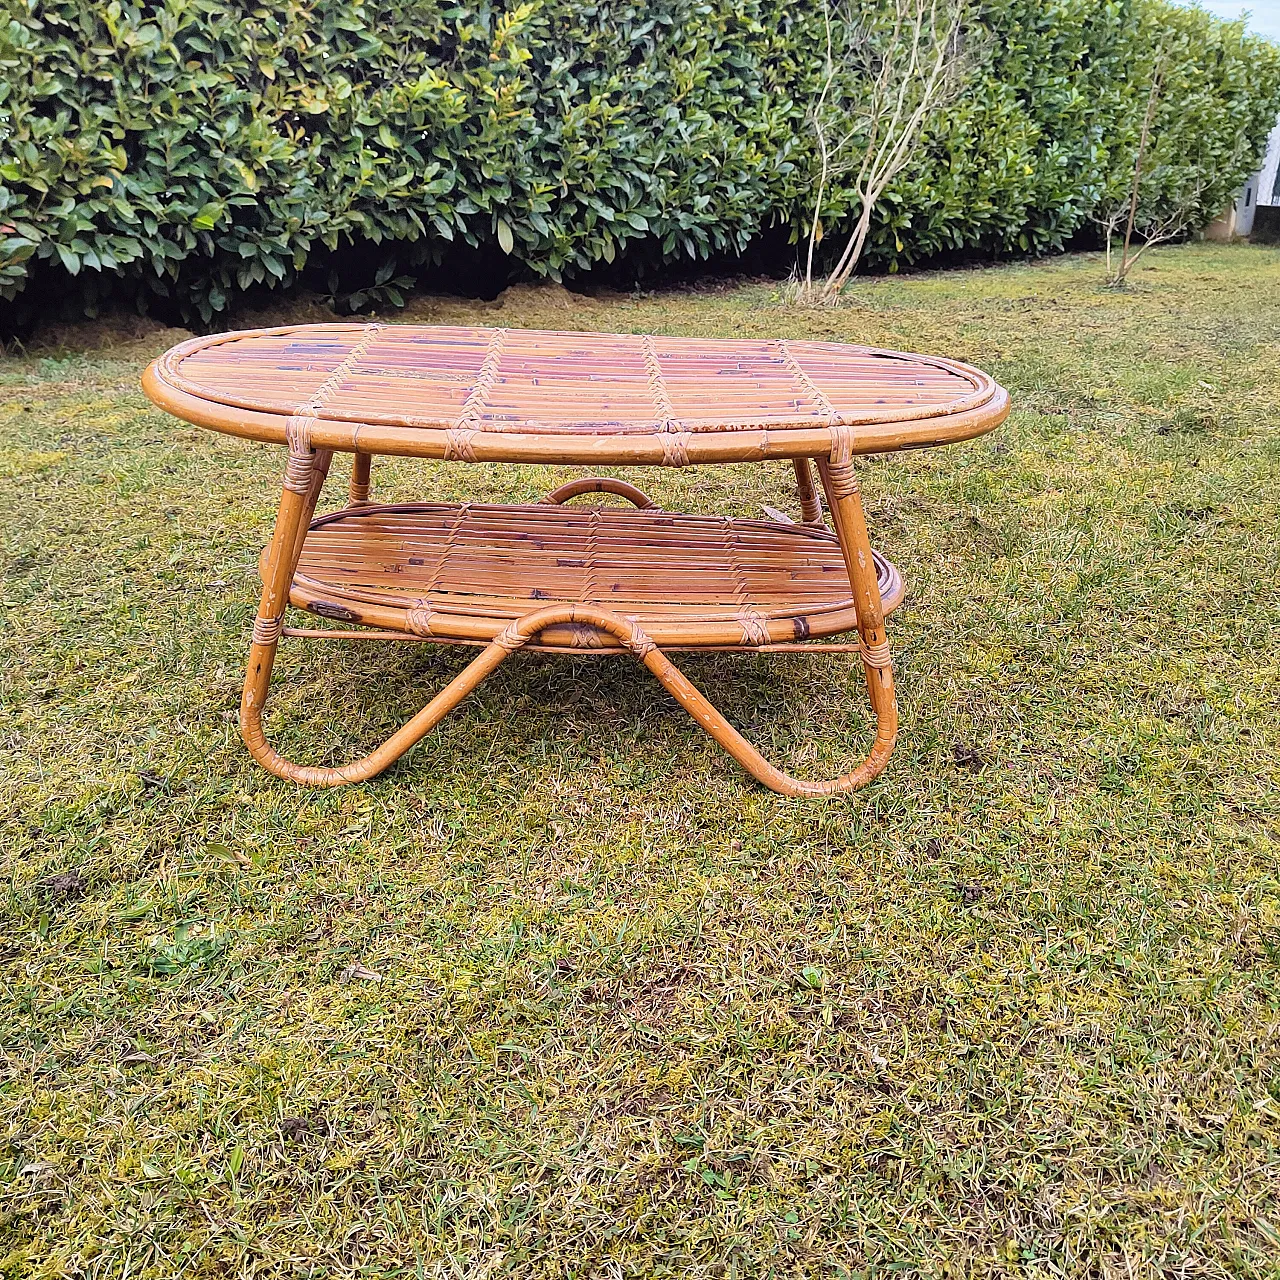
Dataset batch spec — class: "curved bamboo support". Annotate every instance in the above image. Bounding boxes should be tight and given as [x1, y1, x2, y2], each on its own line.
[240, 445, 896, 795]
[542, 476, 658, 508]
[241, 601, 896, 794]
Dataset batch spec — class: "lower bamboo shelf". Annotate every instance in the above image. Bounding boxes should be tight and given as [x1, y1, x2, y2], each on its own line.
[274, 501, 904, 652]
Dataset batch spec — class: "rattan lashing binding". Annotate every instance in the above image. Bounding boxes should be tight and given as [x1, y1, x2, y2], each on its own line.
[142, 322, 1009, 793]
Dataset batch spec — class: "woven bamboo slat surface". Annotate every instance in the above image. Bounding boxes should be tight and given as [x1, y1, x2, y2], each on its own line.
[280, 502, 904, 651]
[142, 323, 1008, 463]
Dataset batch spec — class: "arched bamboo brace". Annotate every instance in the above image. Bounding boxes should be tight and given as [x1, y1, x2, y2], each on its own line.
[542, 476, 658, 508]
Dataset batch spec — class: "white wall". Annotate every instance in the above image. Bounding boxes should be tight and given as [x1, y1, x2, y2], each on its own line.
[1235, 172, 1259, 234]
[1258, 117, 1280, 207]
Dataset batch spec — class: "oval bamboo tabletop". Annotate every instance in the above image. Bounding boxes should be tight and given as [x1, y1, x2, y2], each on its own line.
[143, 323, 1009, 465]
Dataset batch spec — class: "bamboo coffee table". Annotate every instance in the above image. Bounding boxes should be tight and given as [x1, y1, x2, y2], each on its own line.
[143, 324, 1007, 794]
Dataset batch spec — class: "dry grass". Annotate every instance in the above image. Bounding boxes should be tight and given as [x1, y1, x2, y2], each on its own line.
[2, 244, 1279, 1278]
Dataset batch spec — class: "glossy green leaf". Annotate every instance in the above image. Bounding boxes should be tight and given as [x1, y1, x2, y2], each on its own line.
[191, 202, 224, 232]
[0, 0, 1275, 317]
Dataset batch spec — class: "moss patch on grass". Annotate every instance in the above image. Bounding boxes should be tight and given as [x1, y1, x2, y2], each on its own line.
[2, 244, 1279, 1277]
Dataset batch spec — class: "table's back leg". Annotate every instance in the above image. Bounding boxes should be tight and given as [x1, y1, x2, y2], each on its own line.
[793, 458, 825, 526]
[349, 451, 373, 506]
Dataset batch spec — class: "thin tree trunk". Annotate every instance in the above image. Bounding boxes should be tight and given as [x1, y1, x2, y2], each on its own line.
[799, 0, 966, 302]
[821, 0, 961, 297]
[804, 120, 832, 296]
[1117, 53, 1164, 285]
[826, 203, 875, 294]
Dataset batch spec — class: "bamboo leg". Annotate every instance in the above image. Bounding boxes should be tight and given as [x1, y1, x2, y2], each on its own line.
[240, 433, 330, 775]
[816, 457, 898, 761]
[239, 601, 894, 795]
[287, 448, 333, 571]
[793, 458, 825, 526]
[349, 451, 372, 506]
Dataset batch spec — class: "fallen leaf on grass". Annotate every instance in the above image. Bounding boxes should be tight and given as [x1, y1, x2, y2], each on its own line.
[861, 1043, 889, 1070]
[207, 842, 250, 866]
[339, 962, 382, 983]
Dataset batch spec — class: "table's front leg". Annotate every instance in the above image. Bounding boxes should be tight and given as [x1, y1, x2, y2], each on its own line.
[285, 448, 333, 571]
[815, 455, 898, 774]
[240, 426, 331, 776]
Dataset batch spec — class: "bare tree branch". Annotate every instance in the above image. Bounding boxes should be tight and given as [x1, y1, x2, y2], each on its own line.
[1091, 45, 1237, 288]
[795, 0, 969, 302]
[1115, 49, 1167, 285]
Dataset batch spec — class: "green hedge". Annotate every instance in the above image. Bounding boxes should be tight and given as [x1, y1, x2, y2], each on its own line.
[2, 0, 1278, 321]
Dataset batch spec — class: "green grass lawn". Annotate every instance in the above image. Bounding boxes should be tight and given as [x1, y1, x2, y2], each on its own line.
[2, 243, 1279, 1277]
